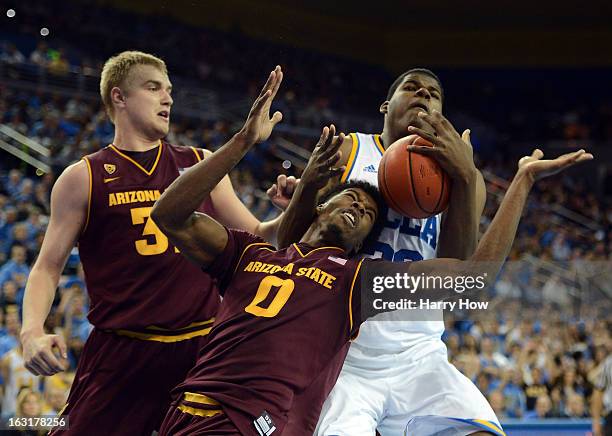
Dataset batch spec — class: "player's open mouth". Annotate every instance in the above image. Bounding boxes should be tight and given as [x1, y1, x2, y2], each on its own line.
[409, 102, 429, 113]
[341, 210, 357, 228]
[158, 111, 170, 121]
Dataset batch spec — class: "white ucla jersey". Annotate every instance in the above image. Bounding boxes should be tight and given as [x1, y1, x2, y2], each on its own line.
[342, 132, 445, 356]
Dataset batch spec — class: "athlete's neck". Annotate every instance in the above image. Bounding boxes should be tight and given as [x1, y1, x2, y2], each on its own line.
[300, 223, 350, 253]
[112, 125, 162, 152]
[380, 131, 393, 150]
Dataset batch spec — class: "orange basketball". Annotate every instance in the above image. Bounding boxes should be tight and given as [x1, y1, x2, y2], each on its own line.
[378, 134, 451, 219]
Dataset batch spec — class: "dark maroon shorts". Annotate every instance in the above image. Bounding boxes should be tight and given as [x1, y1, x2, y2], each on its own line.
[159, 399, 240, 436]
[49, 327, 209, 436]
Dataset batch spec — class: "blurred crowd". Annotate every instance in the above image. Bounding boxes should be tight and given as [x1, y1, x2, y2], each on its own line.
[444, 302, 610, 420]
[0, 0, 610, 425]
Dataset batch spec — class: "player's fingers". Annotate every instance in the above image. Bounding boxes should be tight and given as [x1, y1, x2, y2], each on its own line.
[270, 66, 283, 99]
[24, 361, 41, 376]
[40, 348, 65, 373]
[328, 166, 346, 178]
[51, 335, 68, 359]
[30, 355, 54, 376]
[461, 129, 472, 145]
[250, 90, 272, 115]
[320, 132, 345, 160]
[277, 174, 287, 192]
[323, 151, 342, 169]
[258, 69, 276, 98]
[407, 126, 442, 147]
[316, 126, 330, 149]
[266, 184, 278, 198]
[285, 176, 297, 195]
[271, 111, 283, 126]
[320, 125, 336, 153]
[52, 334, 68, 359]
[408, 145, 443, 158]
[531, 149, 544, 160]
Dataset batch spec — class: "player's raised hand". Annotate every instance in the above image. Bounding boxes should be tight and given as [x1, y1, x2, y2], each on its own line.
[266, 175, 300, 211]
[517, 148, 594, 181]
[22, 332, 68, 376]
[300, 125, 346, 190]
[407, 110, 477, 182]
[240, 66, 284, 145]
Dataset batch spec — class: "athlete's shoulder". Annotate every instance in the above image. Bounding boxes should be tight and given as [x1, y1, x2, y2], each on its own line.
[81, 144, 113, 162]
[163, 141, 206, 161]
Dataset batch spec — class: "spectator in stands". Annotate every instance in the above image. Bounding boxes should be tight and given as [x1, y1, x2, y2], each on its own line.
[0, 245, 30, 293]
[29, 42, 49, 68]
[488, 390, 508, 420]
[0, 308, 20, 358]
[0, 44, 25, 65]
[15, 388, 43, 418]
[41, 383, 67, 416]
[3, 170, 24, 198]
[565, 393, 588, 419]
[1, 280, 18, 305]
[1, 317, 41, 419]
[524, 394, 554, 419]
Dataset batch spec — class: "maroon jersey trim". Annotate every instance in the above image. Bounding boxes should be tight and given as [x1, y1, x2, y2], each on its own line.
[113, 318, 215, 342]
[190, 146, 203, 162]
[178, 393, 223, 417]
[232, 242, 276, 276]
[108, 140, 163, 176]
[82, 157, 93, 234]
[292, 244, 344, 258]
[348, 258, 365, 338]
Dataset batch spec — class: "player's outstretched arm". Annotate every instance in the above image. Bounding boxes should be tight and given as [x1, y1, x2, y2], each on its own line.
[368, 149, 594, 307]
[152, 66, 283, 267]
[276, 125, 348, 248]
[21, 162, 87, 376]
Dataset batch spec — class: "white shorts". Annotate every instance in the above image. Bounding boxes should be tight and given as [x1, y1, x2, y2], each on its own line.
[315, 346, 504, 436]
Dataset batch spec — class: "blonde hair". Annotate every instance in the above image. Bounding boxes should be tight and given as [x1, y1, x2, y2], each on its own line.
[100, 51, 167, 121]
[16, 388, 42, 417]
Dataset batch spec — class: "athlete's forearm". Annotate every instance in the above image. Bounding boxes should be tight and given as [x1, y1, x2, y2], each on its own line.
[276, 182, 319, 248]
[465, 169, 533, 276]
[254, 214, 283, 246]
[153, 131, 253, 229]
[21, 265, 59, 339]
[591, 389, 603, 422]
[436, 169, 481, 259]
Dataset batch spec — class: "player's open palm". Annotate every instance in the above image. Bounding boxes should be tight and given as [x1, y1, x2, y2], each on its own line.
[241, 66, 284, 144]
[23, 333, 68, 376]
[301, 125, 346, 191]
[518, 148, 593, 181]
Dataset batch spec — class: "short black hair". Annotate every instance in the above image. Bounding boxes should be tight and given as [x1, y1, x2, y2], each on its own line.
[386, 68, 444, 101]
[318, 180, 385, 246]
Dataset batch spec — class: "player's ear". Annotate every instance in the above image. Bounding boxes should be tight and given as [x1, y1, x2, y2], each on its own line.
[316, 204, 324, 215]
[380, 101, 389, 115]
[111, 87, 126, 108]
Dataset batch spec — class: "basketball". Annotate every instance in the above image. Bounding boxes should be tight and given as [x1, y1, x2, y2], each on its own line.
[378, 134, 451, 219]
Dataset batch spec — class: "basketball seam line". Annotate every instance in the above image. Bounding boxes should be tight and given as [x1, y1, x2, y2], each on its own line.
[408, 149, 433, 215]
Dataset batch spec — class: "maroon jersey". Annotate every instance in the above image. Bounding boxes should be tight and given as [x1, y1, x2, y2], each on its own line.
[78, 141, 219, 330]
[174, 228, 364, 436]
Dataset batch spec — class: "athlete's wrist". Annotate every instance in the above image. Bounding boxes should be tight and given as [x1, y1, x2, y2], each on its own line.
[20, 326, 45, 342]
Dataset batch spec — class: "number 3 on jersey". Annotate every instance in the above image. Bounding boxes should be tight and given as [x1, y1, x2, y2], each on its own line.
[130, 207, 180, 256]
[245, 275, 295, 318]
